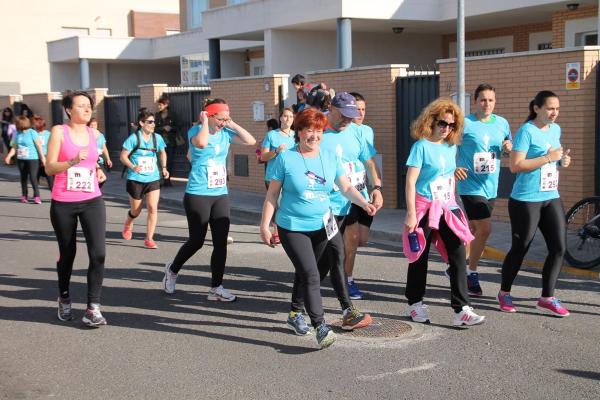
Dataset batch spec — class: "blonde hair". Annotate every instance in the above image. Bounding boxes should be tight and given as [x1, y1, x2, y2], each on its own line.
[410, 97, 464, 145]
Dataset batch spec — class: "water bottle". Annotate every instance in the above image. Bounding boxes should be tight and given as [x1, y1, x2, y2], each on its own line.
[408, 231, 420, 252]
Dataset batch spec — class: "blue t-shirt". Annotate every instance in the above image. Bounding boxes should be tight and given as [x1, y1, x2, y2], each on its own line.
[357, 124, 374, 147]
[122, 131, 166, 183]
[96, 133, 106, 165]
[186, 125, 236, 196]
[12, 129, 40, 160]
[38, 130, 51, 156]
[406, 139, 457, 200]
[457, 114, 511, 199]
[510, 121, 561, 202]
[321, 123, 376, 216]
[271, 148, 345, 232]
[262, 129, 296, 182]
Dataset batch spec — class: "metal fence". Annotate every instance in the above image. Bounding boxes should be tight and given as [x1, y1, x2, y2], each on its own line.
[103, 94, 140, 167]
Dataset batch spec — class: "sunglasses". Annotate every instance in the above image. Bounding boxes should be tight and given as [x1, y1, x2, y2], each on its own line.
[144, 120, 156, 125]
[436, 120, 456, 130]
[305, 171, 327, 185]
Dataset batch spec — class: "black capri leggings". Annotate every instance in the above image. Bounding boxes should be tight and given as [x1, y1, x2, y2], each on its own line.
[170, 193, 230, 288]
[50, 196, 106, 305]
[501, 197, 566, 297]
[17, 159, 40, 197]
[38, 164, 54, 191]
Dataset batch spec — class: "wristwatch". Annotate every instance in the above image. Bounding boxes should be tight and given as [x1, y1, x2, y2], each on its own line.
[371, 185, 382, 193]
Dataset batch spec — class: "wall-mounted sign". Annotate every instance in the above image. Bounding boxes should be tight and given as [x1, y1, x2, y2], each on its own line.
[253, 101, 265, 121]
[566, 62, 580, 90]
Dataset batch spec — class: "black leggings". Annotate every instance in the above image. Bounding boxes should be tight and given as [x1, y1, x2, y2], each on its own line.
[38, 164, 54, 190]
[170, 193, 230, 288]
[405, 211, 469, 312]
[501, 197, 566, 297]
[50, 196, 106, 305]
[17, 159, 40, 197]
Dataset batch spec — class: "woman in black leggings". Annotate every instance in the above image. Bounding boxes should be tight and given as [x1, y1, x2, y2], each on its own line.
[499, 90, 571, 317]
[260, 109, 376, 349]
[162, 99, 255, 301]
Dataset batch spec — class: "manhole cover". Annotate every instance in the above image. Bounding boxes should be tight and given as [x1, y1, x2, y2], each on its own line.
[330, 317, 412, 338]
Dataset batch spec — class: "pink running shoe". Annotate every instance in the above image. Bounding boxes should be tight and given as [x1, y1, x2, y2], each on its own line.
[497, 292, 517, 313]
[33, 196, 42, 204]
[20, 196, 28, 203]
[537, 297, 570, 317]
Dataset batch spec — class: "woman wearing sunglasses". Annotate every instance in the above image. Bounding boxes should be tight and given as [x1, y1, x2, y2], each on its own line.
[259, 108, 377, 349]
[120, 108, 169, 249]
[403, 98, 485, 327]
[162, 98, 255, 302]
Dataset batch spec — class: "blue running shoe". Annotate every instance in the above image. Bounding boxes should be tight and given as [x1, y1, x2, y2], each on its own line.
[467, 272, 483, 296]
[347, 280, 363, 300]
[286, 311, 311, 335]
[316, 324, 336, 349]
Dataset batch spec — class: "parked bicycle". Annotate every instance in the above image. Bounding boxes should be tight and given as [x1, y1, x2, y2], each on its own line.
[565, 196, 600, 269]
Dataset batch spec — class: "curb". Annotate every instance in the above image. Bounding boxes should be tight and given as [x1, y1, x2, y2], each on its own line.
[483, 245, 600, 280]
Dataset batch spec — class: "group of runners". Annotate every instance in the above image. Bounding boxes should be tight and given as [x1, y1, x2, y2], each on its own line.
[11, 83, 572, 349]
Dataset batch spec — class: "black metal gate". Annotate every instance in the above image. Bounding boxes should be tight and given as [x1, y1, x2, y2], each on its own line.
[395, 71, 439, 208]
[51, 99, 63, 126]
[103, 95, 140, 166]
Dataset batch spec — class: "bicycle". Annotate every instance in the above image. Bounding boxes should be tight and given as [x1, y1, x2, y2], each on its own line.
[565, 196, 600, 269]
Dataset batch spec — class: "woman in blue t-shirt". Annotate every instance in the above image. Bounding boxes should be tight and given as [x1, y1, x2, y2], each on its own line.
[4, 115, 45, 203]
[499, 91, 571, 317]
[162, 98, 256, 302]
[120, 108, 168, 250]
[259, 108, 376, 349]
[33, 115, 54, 191]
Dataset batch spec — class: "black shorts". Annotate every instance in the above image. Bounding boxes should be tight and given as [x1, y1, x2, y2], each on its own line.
[126, 179, 160, 200]
[343, 203, 374, 228]
[460, 195, 495, 220]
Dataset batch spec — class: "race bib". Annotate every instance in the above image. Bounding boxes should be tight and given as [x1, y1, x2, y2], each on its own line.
[17, 145, 29, 158]
[207, 165, 226, 188]
[67, 167, 95, 192]
[473, 152, 496, 174]
[429, 176, 454, 203]
[343, 161, 366, 192]
[323, 209, 339, 240]
[540, 163, 559, 191]
[137, 156, 155, 174]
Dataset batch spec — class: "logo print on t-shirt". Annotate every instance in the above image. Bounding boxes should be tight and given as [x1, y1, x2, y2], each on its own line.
[439, 155, 447, 176]
[336, 144, 343, 159]
[483, 133, 490, 151]
[214, 144, 221, 156]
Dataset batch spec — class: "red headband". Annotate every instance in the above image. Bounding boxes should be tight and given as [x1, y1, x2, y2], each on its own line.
[205, 103, 230, 117]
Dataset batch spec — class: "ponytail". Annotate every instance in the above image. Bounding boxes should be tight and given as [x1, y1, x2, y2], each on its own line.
[526, 90, 558, 122]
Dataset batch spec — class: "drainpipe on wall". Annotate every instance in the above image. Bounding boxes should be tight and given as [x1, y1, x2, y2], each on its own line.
[456, 0, 465, 111]
[596, 59, 600, 196]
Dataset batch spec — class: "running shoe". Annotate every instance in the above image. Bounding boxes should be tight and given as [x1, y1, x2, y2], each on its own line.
[33, 196, 42, 204]
[347, 280, 363, 300]
[122, 223, 133, 240]
[497, 291, 517, 313]
[467, 272, 483, 296]
[341, 307, 372, 330]
[57, 297, 73, 321]
[19, 196, 28, 204]
[406, 301, 431, 323]
[144, 239, 158, 249]
[227, 236, 234, 245]
[444, 267, 451, 280]
[536, 297, 570, 317]
[315, 324, 336, 349]
[208, 285, 236, 302]
[286, 311, 311, 335]
[82, 304, 107, 327]
[453, 306, 485, 327]
[162, 262, 178, 294]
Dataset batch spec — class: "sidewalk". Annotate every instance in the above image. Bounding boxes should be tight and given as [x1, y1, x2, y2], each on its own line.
[1, 162, 597, 279]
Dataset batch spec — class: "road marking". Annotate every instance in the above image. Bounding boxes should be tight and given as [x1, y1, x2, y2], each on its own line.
[356, 362, 437, 381]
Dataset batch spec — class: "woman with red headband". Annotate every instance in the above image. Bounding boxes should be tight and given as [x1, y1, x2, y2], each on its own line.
[162, 98, 256, 301]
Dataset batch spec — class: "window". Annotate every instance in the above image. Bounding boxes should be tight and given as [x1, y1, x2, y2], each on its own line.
[537, 42, 552, 50]
[187, 0, 208, 29]
[465, 48, 505, 57]
[181, 54, 210, 85]
[61, 27, 89, 38]
[96, 28, 112, 37]
[249, 58, 265, 76]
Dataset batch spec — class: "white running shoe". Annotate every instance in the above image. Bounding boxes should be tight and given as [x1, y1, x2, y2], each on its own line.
[453, 306, 485, 327]
[82, 304, 107, 327]
[406, 301, 431, 323]
[162, 262, 178, 294]
[227, 236, 234, 245]
[208, 285, 237, 302]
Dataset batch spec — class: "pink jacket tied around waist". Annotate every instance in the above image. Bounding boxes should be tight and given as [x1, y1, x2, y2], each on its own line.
[402, 193, 474, 263]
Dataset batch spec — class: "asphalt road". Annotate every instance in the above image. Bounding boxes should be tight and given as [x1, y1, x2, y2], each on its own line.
[0, 178, 599, 400]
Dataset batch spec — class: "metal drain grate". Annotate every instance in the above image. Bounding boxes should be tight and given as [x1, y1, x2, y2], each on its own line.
[330, 317, 412, 338]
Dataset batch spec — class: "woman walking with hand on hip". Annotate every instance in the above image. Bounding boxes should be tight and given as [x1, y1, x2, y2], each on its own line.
[498, 90, 571, 317]
[162, 99, 255, 302]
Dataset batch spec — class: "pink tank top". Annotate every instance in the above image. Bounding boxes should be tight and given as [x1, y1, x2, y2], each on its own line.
[51, 125, 102, 202]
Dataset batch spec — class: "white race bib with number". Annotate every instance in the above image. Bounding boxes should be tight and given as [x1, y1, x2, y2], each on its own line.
[137, 156, 155, 174]
[429, 176, 454, 203]
[207, 165, 226, 188]
[540, 163, 559, 191]
[473, 152, 496, 174]
[67, 167, 94, 192]
[323, 209, 339, 240]
[17, 146, 29, 158]
[342, 161, 367, 192]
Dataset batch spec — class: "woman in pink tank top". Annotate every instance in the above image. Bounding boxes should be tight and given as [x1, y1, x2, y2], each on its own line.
[45, 91, 108, 328]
